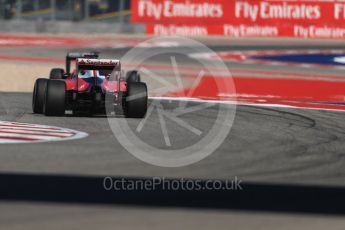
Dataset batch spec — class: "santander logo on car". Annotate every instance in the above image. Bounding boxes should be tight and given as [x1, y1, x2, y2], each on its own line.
[77, 58, 120, 67]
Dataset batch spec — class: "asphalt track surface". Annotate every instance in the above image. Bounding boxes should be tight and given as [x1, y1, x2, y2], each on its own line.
[1, 38, 345, 229]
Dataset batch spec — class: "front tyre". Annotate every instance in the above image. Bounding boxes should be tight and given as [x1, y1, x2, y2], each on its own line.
[32, 78, 48, 114]
[43, 80, 66, 116]
[125, 82, 147, 118]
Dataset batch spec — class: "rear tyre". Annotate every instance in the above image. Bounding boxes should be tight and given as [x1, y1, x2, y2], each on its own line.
[126, 70, 141, 83]
[32, 78, 48, 114]
[49, 68, 64, 80]
[125, 82, 147, 118]
[43, 80, 66, 116]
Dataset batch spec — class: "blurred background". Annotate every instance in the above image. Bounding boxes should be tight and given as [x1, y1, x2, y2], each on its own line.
[1, 1, 345, 229]
[0, 0, 130, 21]
[0, 0, 344, 38]
[0, 0, 138, 33]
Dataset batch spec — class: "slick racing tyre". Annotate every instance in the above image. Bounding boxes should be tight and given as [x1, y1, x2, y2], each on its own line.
[49, 68, 64, 80]
[126, 70, 141, 83]
[125, 82, 147, 118]
[32, 78, 49, 114]
[43, 80, 66, 116]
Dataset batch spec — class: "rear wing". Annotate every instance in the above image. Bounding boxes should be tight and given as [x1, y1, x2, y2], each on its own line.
[77, 58, 121, 71]
[66, 52, 99, 74]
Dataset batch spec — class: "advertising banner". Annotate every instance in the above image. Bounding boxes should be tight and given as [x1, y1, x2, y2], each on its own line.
[132, 0, 345, 39]
[131, 0, 232, 24]
[146, 24, 345, 39]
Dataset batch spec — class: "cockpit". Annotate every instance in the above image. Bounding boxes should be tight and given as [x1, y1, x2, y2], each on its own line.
[78, 69, 120, 81]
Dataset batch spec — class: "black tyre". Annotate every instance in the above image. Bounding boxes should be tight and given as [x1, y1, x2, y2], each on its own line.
[49, 68, 64, 80]
[43, 80, 66, 116]
[126, 70, 141, 83]
[125, 82, 147, 118]
[32, 78, 48, 114]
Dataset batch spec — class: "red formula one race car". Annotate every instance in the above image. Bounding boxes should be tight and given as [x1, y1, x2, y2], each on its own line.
[32, 53, 147, 118]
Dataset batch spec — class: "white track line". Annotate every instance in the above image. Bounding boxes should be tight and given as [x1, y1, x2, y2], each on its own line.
[149, 97, 345, 113]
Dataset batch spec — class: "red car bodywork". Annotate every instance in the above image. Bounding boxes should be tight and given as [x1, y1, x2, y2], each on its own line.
[64, 59, 127, 94]
[64, 74, 128, 93]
